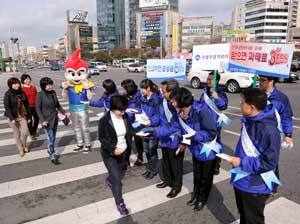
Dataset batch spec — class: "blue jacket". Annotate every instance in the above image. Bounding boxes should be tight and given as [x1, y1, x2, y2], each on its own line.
[180, 101, 218, 161]
[199, 86, 228, 128]
[231, 104, 281, 195]
[154, 101, 181, 150]
[126, 91, 142, 124]
[140, 92, 162, 139]
[90, 91, 119, 112]
[268, 87, 293, 136]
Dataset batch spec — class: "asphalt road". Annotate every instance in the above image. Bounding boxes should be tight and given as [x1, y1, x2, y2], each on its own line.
[0, 68, 299, 224]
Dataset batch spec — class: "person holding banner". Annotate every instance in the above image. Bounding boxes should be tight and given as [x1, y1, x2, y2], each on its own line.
[170, 88, 218, 211]
[142, 79, 183, 198]
[228, 89, 281, 224]
[259, 75, 293, 194]
[139, 79, 162, 179]
[199, 71, 229, 175]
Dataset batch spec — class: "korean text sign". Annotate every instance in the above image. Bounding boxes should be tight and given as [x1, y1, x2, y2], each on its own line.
[228, 42, 294, 78]
[147, 59, 186, 80]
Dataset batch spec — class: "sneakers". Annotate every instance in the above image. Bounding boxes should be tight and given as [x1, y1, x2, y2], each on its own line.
[117, 203, 129, 216]
[73, 145, 83, 152]
[82, 145, 91, 154]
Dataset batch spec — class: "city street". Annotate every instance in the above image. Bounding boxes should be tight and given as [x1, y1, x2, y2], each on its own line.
[0, 68, 299, 224]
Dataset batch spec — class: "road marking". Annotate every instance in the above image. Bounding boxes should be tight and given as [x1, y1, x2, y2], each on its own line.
[0, 114, 100, 134]
[231, 197, 300, 224]
[293, 116, 300, 121]
[0, 105, 69, 113]
[224, 130, 240, 137]
[0, 141, 101, 167]
[0, 126, 98, 146]
[228, 106, 240, 110]
[25, 169, 230, 224]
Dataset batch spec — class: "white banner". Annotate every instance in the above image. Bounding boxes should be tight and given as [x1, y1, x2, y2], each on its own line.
[139, 0, 169, 8]
[147, 59, 186, 80]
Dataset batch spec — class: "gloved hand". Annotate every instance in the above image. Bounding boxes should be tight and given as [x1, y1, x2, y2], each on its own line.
[141, 127, 155, 136]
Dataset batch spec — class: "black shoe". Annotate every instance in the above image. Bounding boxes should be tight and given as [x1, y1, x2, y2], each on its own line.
[194, 201, 206, 211]
[214, 167, 220, 175]
[187, 197, 198, 206]
[145, 172, 157, 180]
[51, 158, 60, 165]
[167, 189, 181, 198]
[156, 182, 168, 188]
[74, 145, 83, 152]
[142, 171, 150, 177]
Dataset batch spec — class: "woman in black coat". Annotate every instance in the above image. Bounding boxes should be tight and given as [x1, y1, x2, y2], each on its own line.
[4, 77, 31, 157]
[98, 95, 135, 216]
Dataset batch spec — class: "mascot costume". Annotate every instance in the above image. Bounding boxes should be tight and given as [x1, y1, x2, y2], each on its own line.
[62, 48, 96, 153]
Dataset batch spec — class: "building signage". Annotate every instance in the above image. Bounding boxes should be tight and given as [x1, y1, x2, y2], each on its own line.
[139, 0, 168, 8]
[147, 59, 186, 80]
[67, 10, 88, 24]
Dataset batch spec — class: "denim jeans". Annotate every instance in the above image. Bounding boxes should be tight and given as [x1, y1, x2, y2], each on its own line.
[44, 128, 57, 160]
[143, 138, 159, 174]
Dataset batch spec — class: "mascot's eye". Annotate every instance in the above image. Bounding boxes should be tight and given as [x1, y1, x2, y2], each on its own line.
[78, 71, 81, 76]
[71, 72, 75, 77]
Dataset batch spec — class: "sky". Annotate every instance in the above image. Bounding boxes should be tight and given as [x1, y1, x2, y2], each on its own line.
[0, 0, 244, 48]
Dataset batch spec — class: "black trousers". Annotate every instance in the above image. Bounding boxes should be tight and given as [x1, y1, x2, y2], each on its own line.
[215, 127, 222, 170]
[161, 147, 184, 191]
[28, 107, 39, 135]
[234, 187, 269, 224]
[192, 157, 216, 203]
[103, 154, 126, 205]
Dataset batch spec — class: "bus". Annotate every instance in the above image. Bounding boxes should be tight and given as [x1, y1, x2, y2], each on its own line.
[120, 58, 140, 68]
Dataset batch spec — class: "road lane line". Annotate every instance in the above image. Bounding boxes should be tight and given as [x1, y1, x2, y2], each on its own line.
[224, 130, 240, 137]
[25, 169, 230, 224]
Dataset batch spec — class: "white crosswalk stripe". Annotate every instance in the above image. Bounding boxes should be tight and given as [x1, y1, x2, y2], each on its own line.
[0, 98, 299, 223]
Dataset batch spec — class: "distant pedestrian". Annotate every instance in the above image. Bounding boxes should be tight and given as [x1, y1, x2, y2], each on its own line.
[36, 77, 66, 165]
[229, 88, 281, 224]
[4, 77, 31, 157]
[98, 95, 135, 216]
[21, 74, 39, 140]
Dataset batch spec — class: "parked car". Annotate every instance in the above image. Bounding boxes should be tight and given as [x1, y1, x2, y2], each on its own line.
[187, 69, 257, 93]
[127, 63, 145, 73]
[90, 62, 107, 72]
[278, 64, 300, 83]
[50, 64, 60, 71]
[88, 64, 100, 78]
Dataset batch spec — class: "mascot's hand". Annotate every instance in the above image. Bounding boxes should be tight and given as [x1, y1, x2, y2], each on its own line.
[83, 80, 89, 90]
[62, 81, 70, 90]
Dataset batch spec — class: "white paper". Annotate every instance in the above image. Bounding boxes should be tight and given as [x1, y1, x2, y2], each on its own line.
[216, 153, 232, 161]
[126, 108, 139, 113]
[136, 131, 151, 137]
[182, 134, 193, 145]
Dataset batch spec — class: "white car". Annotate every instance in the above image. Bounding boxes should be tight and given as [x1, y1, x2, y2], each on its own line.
[187, 70, 257, 93]
[90, 62, 107, 72]
[127, 64, 145, 73]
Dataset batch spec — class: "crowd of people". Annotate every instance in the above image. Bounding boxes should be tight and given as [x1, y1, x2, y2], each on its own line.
[3, 70, 294, 223]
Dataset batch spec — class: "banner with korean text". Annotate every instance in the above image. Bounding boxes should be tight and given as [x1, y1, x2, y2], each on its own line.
[147, 59, 186, 80]
[228, 42, 294, 78]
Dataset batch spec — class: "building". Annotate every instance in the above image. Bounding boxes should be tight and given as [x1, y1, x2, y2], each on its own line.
[57, 37, 67, 60]
[181, 17, 214, 52]
[231, 4, 245, 30]
[96, 0, 139, 52]
[0, 41, 11, 59]
[222, 29, 255, 42]
[245, 0, 289, 43]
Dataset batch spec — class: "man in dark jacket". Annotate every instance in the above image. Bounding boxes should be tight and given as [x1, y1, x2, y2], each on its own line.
[229, 88, 281, 224]
[199, 71, 229, 175]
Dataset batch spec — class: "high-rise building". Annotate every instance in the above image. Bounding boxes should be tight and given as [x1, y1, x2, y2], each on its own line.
[245, 0, 289, 43]
[231, 4, 245, 30]
[181, 17, 214, 52]
[0, 41, 11, 59]
[97, 0, 139, 52]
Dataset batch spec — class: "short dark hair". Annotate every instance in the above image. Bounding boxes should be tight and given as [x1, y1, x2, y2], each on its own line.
[242, 88, 267, 111]
[21, 74, 31, 84]
[161, 78, 179, 92]
[121, 79, 138, 97]
[7, 77, 21, 89]
[259, 75, 278, 85]
[40, 77, 53, 91]
[170, 87, 194, 108]
[140, 79, 159, 93]
[103, 79, 117, 95]
[208, 71, 221, 82]
[110, 95, 128, 111]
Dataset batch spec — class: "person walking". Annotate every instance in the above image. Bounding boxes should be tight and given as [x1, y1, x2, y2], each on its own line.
[98, 95, 136, 216]
[228, 88, 281, 224]
[170, 87, 218, 211]
[199, 71, 229, 175]
[36, 77, 67, 165]
[21, 73, 39, 140]
[4, 77, 31, 157]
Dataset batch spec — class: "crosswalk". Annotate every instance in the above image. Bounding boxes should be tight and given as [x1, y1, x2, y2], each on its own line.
[0, 96, 299, 224]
